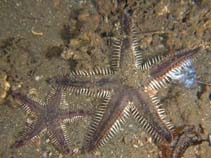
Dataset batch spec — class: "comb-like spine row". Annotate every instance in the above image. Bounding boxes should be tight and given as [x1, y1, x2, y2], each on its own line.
[150, 95, 175, 133]
[30, 96, 45, 106]
[21, 103, 32, 114]
[97, 105, 131, 149]
[167, 59, 193, 80]
[85, 95, 111, 147]
[76, 88, 110, 98]
[48, 130, 61, 147]
[141, 55, 163, 70]
[63, 114, 84, 124]
[60, 90, 69, 108]
[130, 106, 163, 143]
[28, 128, 47, 144]
[145, 74, 171, 92]
[70, 67, 114, 77]
[131, 23, 143, 68]
[59, 82, 111, 99]
[111, 38, 122, 71]
[35, 128, 46, 139]
[60, 123, 70, 145]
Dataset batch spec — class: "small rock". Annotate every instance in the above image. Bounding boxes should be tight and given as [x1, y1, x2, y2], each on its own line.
[73, 147, 79, 154]
[61, 48, 80, 60]
[0, 74, 11, 104]
[78, 12, 90, 22]
[94, 150, 101, 156]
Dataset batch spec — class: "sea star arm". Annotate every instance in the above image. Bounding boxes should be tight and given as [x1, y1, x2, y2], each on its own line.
[131, 22, 163, 69]
[47, 122, 70, 154]
[83, 90, 130, 153]
[11, 119, 46, 148]
[111, 12, 163, 70]
[148, 94, 175, 132]
[131, 89, 173, 144]
[111, 12, 135, 71]
[12, 92, 43, 114]
[145, 47, 202, 93]
[53, 76, 118, 98]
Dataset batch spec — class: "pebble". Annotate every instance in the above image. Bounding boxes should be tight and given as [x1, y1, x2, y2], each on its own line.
[0, 74, 11, 104]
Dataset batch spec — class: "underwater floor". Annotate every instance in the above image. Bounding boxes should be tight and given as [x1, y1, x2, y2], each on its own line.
[0, 0, 211, 158]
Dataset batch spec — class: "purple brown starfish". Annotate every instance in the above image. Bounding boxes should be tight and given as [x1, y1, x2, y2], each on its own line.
[51, 10, 208, 157]
[11, 88, 89, 154]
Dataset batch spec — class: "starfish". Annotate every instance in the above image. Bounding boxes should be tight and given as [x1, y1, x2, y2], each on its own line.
[11, 88, 89, 154]
[51, 11, 206, 157]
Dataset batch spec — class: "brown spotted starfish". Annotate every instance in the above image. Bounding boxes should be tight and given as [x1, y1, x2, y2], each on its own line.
[11, 88, 89, 154]
[51, 10, 209, 157]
